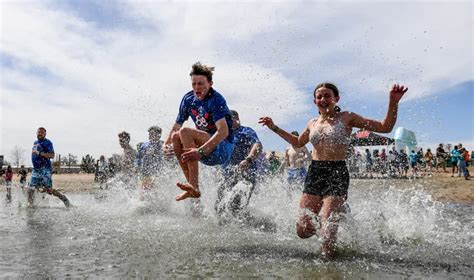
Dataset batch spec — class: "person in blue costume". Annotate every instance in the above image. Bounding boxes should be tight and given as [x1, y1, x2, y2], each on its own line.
[163, 62, 234, 201]
[215, 110, 263, 215]
[27, 127, 70, 207]
[260, 83, 407, 258]
[136, 126, 164, 200]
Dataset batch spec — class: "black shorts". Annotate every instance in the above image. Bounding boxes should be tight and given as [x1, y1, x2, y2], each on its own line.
[303, 161, 349, 197]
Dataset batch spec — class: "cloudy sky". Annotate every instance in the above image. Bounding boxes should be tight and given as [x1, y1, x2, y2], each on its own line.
[1, 0, 473, 164]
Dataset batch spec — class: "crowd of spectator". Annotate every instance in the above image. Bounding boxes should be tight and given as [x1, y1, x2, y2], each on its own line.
[346, 143, 472, 179]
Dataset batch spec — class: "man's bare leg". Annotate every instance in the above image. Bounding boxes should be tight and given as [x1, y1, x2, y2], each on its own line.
[46, 188, 70, 207]
[175, 127, 210, 201]
[172, 132, 190, 182]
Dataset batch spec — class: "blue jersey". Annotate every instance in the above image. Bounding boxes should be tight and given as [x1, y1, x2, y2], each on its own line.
[450, 149, 461, 162]
[136, 141, 163, 176]
[230, 126, 261, 167]
[32, 138, 54, 170]
[409, 152, 418, 163]
[176, 88, 234, 143]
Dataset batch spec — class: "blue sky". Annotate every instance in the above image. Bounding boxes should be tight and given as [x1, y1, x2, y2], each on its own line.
[1, 1, 472, 162]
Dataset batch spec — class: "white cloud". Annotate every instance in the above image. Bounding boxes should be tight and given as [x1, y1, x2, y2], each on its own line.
[1, 1, 472, 159]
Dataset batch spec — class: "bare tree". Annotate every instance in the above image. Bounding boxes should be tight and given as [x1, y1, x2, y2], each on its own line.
[10, 145, 26, 168]
[63, 153, 78, 168]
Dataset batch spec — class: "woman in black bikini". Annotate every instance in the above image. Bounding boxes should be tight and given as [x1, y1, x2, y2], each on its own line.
[259, 82, 407, 257]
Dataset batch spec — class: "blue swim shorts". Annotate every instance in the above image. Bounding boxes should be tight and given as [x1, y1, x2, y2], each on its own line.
[287, 167, 307, 184]
[200, 140, 234, 167]
[29, 168, 53, 189]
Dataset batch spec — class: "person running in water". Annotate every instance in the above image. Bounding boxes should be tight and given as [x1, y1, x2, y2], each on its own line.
[259, 83, 407, 257]
[18, 165, 28, 189]
[163, 62, 234, 201]
[215, 110, 263, 216]
[117, 131, 138, 187]
[4, 165, 13, 202]
[279, 131, 311, 191]
[27, 127, 70, 207]
[136, 126, 164, 200]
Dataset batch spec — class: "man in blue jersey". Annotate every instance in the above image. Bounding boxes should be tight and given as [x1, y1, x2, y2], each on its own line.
[136, 126, 164, 200]
[215, 110, 263, 215]
[163, 62, 234, 201]
[27, 127, 70, 207]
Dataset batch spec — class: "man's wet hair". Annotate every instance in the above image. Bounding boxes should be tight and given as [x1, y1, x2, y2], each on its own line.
[118, 131, 130, 141]
[38, 127, 46, 132]
[148, 126, 162, 133]
[230, 110, 239, 118]
[291, 131, 299, 136]
[190, 62, 215, 82]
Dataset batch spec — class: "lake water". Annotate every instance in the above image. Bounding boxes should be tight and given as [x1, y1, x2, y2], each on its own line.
[1, 169, 472, 278]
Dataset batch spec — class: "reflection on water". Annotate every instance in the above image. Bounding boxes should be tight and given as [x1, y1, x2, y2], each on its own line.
[0, 168, 473, 278]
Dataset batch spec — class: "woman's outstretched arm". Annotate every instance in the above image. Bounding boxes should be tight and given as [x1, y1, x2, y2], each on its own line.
[259, 117, 311, 148]
[349, 84, 408, 133]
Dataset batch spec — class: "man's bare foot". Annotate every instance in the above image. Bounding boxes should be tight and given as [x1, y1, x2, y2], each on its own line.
[176, 182, 201, 201]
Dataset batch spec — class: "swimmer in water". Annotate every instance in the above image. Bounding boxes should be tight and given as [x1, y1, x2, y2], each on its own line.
[259, 83, 407, 257]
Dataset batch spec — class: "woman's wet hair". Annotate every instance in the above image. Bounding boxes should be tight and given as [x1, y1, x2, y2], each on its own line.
[313, 82, 341, 113]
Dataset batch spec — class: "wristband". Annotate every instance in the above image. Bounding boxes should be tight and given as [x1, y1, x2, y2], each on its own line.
[198, 147, 206, 158]
[38, 151, 42, 157]
[271, 125, 278, 132]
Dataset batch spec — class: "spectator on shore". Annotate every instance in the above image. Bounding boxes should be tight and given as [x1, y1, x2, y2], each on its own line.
[409, 150, 419, 177]
[450, 145, 460, 177]
[436, 143, 448, 172]
[458, 148, 470, 180]
[388, 150, 397, 177]
[365, 149, 373, 178]
[398, 150, 409, 177]
[380, 148, 387, 177]
[424, 149, 434, 176]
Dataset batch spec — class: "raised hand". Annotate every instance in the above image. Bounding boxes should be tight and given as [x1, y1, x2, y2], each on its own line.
[390, 84, 408, 104]
[258, 117, 276, 130]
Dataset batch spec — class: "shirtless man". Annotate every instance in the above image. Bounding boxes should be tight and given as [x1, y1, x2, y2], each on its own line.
[280, 131, 311, 187]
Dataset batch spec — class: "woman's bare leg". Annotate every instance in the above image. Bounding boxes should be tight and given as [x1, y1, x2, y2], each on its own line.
[319, 195, 345, 257]
[296, 193, 323, 238]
